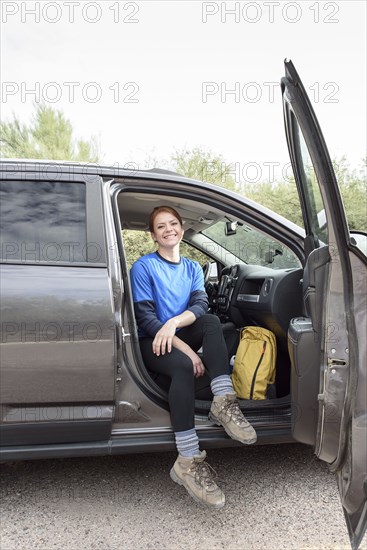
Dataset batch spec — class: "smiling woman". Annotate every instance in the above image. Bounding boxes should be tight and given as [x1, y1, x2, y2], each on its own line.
[129, 204, 258, 508]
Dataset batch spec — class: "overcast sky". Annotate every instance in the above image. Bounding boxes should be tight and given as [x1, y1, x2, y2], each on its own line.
[1, 1, 366, 182]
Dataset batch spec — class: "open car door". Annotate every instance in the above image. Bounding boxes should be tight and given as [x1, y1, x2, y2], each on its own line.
[282, 60, 367, 549]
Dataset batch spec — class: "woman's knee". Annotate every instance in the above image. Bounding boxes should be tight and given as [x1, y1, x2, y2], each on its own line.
[200, 314, 223, 336]
[174, 357, 195, 382]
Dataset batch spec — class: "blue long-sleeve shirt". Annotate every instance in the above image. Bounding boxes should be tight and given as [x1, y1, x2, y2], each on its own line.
[130, 251, 208, 338]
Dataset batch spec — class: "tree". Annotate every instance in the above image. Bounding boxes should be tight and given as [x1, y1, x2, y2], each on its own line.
[122, 229, 155, 270]
[242, 156, 366, 232]
[169, 147, 237, 191]
[0, 103, 100, 162]
[332, 156, 367, 232]
[241, 178, 304, 227]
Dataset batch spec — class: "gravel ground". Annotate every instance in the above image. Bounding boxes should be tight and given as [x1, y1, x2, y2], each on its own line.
[1, 443, 366, 550]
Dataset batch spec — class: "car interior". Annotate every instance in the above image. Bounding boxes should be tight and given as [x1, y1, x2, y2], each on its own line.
[116, 188, 306, 416]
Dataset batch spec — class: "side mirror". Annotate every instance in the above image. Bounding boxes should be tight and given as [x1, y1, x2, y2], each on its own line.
[264, 249, 283, 264]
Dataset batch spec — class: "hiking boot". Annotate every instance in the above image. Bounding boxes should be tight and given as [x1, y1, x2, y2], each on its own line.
[170, 450, 225, 509]
[209, 393, 257, 445]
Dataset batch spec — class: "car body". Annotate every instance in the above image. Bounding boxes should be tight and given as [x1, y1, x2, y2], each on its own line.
[0, 60, 366, 549]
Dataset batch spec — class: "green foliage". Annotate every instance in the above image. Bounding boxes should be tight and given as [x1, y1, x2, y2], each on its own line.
[0, 103, 100, 162]
[122, 230, 155, 269]
[241, 178, 304, 228]
[169, 148, 366, 234]
[169, 147, 237, 191]
[332, 156, 367, 232]
[180, 242, 211, 266]
[241, 156, 366, 232]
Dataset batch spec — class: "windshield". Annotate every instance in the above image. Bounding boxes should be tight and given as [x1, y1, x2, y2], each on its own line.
[202, 220, 301, 269]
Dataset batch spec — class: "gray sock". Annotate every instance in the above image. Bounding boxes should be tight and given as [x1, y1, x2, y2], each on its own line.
[210, 374, 234, 396]
[175, 428, 200, 458]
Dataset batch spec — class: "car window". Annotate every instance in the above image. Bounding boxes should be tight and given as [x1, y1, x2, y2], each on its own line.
[0, 180, 87, 263]
[202, 220, 301, 269]
[291, 111, 329, 245]
[122, 230, 155, 269]
[180, 242, 212, 267]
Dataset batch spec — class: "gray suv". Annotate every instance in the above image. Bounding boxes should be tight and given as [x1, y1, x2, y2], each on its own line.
[0, 61, 366, 548]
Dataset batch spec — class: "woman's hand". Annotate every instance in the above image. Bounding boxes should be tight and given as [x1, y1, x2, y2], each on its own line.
[152, 319, 178, 356]
[185, 350, 205, 378]
[152, 311, 197, 356]
[152, 323, 205, 378]
[172, 343, 205, 378]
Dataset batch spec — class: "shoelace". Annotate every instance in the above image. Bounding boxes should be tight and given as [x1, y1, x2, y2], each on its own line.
[191, 459, 218, 489]
[220, 398, 248, 426]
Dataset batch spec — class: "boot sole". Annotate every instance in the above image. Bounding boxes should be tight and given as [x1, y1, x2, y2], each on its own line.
[208, 412, 257, 445]
[170, 467, 225, 509]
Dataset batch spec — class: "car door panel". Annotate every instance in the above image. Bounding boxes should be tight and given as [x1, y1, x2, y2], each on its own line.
[335, 248, 367, 546]
[282, 59, 367, 549]
[0, 173, 116, 446]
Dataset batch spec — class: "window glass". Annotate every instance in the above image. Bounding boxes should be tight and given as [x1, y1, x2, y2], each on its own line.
[203, 220, 301, 269]
[122, 230, 155, 269]
[0, 180, 86, 263]
[292, 111, 328, 244]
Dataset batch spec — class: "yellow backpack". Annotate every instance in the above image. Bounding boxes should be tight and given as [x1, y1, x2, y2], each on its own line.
[232, 326, 277, 400]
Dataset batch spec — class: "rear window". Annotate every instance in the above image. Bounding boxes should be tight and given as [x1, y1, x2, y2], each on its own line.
[0, 180, 87, 263]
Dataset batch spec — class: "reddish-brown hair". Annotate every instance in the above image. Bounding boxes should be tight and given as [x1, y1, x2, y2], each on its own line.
[149, 206, 183, 233]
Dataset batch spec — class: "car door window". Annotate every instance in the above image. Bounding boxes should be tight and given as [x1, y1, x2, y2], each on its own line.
[0, 180, 86, 263]
[291, 112, 329, 245]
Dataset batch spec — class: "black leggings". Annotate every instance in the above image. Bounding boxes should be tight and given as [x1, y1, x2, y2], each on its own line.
[139, 314, 229, 432]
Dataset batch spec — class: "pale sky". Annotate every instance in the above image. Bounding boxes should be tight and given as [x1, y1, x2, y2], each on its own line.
[1, 1, 366, 182]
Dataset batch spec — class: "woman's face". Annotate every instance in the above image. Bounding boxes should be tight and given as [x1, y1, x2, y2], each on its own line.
[151, 211, 184, 249]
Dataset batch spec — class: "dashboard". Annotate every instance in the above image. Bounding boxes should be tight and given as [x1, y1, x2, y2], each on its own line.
[211, 264, 303, 341]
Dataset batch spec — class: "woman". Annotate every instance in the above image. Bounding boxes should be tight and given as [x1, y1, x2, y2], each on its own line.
[130, 206, 256, 509]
